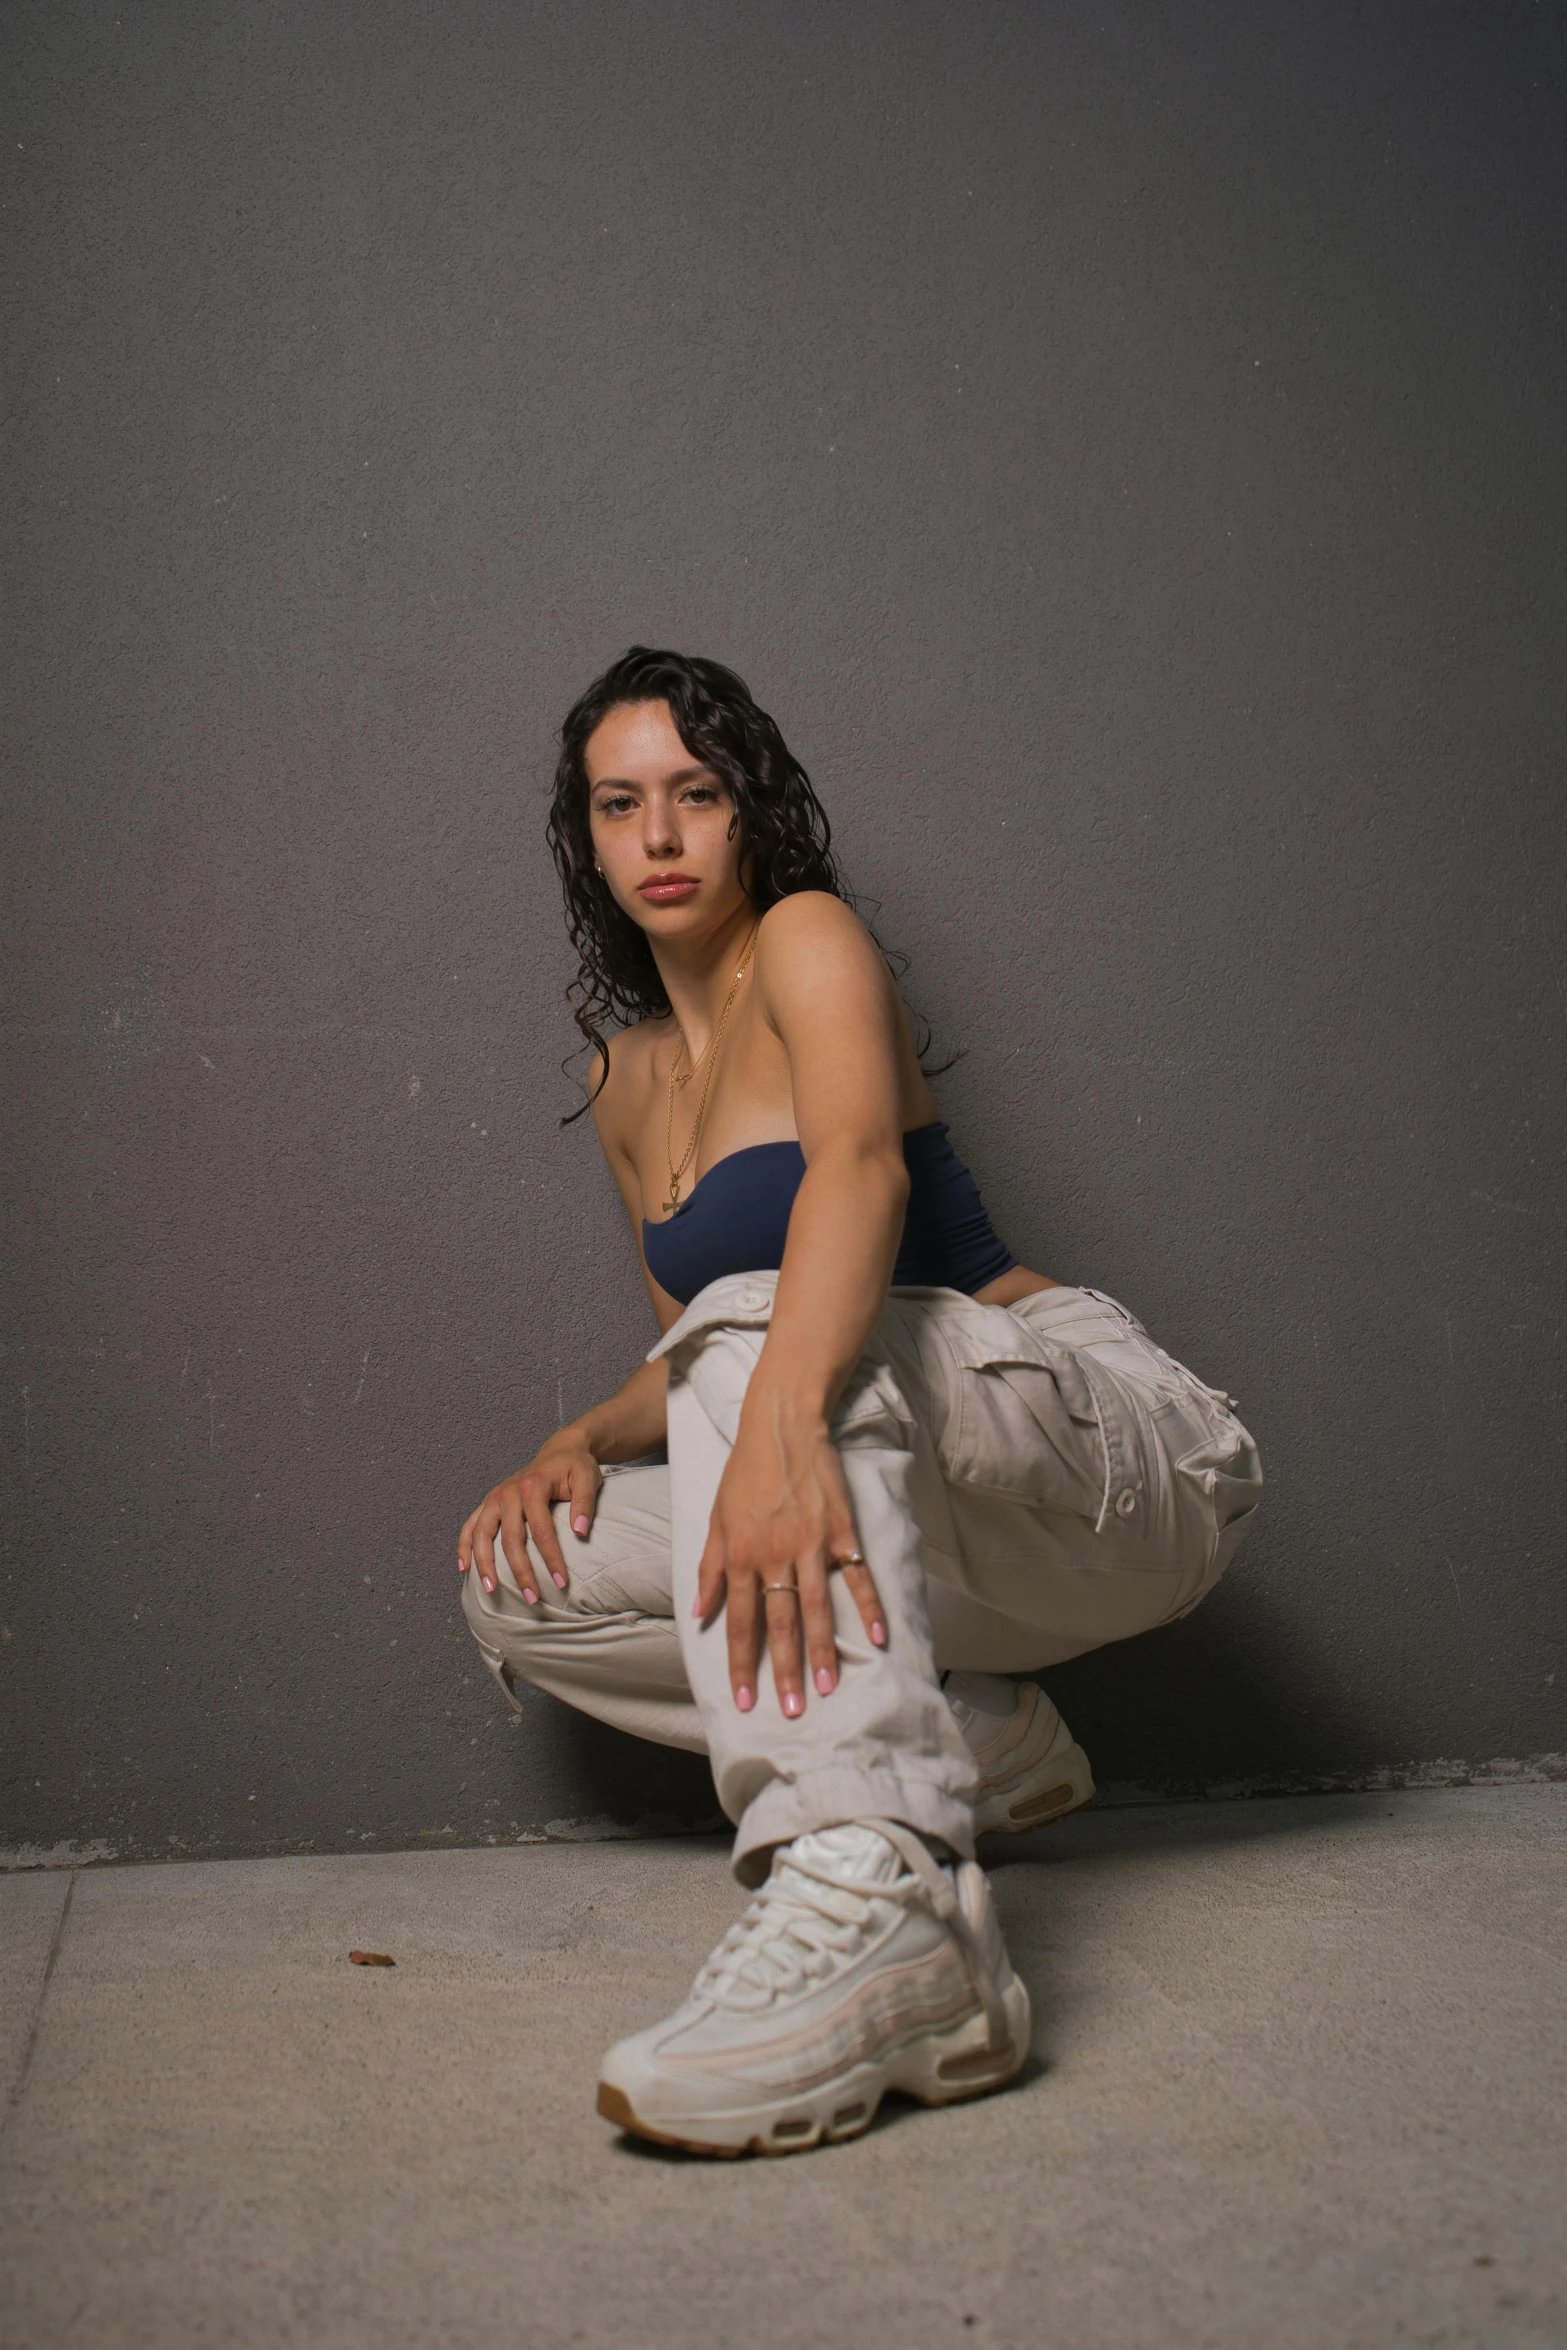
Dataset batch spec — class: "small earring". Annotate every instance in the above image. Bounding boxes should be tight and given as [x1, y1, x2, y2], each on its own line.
[594, 862, 605, 877]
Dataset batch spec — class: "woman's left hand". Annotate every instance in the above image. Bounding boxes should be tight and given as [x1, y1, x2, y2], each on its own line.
[693, 1401, 887, 1716]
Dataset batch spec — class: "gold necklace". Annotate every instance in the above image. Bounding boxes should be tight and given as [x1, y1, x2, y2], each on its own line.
[663, 923, 760, 1213]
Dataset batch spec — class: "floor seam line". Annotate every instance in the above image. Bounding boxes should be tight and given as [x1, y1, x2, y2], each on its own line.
[2, 1873, 76, 2139]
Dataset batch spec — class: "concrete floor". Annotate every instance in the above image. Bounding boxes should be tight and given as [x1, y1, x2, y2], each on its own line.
[0, 1788, 1563, 2350]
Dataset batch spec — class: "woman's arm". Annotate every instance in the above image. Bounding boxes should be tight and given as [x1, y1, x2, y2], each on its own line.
[457, 1030, 684, 1602]
[694, 893, 910, 1717]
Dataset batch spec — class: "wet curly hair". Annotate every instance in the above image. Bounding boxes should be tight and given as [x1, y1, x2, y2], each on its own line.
[548, 646, 940, 1122]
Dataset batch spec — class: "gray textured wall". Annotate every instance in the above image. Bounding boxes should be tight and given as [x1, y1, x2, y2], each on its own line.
[4, 0, 1563, 1866]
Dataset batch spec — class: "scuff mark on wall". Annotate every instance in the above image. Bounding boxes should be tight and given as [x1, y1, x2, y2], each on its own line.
[0, 1841, 119, 1872]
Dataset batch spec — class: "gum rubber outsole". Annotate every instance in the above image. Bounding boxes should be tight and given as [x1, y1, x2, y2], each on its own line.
[597, 2081, 749, 2156]
[596, 2025, 1030, 2159]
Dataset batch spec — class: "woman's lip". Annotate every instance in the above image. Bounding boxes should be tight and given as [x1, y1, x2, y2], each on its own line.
[637, 876, 701, 899]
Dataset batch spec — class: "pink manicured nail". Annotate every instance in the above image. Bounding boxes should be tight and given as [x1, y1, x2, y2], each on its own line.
[735, 1684, 754, 1711]
[552, 1571, 567, 1589]
[870, 1621, 887, 1647]
[782, 1690, 803, 1718]
[482, 1577, 496, 1594]
[815, 1667, 834, 1695]
[572, 1515, 590, 1536]
[457, 1559, 467, 1573]
[691, 1596, 704, 1618]
[521, 1586, 537, 1604]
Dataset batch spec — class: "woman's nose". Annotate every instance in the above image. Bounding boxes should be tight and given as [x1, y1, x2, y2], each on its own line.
[642, 799, 680, 856]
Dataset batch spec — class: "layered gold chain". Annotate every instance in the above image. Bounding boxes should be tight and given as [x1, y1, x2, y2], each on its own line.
[663, 923, 761, 1213]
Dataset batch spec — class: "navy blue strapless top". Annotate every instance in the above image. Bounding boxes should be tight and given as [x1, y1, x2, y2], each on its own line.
[642, 1122, 1017, 1307]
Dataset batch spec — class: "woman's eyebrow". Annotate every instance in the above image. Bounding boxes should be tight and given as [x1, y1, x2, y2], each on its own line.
[591, 766, 716, 790]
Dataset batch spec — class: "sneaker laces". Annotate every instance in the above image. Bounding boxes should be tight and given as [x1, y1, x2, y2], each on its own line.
[693, 1828, 901, 2012]
[692, 1821, 1011, 2053]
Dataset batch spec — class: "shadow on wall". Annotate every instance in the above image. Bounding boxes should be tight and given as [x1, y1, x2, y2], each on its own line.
[1045, 1535, 1419, 1800]
[490, 1518, 1406, 1840]
[498, 1687, 723, 1840]
[513, 1513, 1563, 1844]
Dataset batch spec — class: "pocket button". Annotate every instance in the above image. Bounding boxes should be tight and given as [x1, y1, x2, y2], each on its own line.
[1115, 1488, 1139, 1517]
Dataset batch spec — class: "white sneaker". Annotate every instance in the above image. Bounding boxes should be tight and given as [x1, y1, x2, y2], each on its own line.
[596, 1820, 1031, 2156]
[945, 1675, 1096, 1835]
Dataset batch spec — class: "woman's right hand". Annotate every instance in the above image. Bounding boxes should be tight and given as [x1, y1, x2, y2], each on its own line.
[457, 1433, 603, 1603]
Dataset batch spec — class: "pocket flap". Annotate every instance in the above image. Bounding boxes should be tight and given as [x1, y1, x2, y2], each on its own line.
[646, 1272, 779, 1368]
[925, 1299, 1100, 1427]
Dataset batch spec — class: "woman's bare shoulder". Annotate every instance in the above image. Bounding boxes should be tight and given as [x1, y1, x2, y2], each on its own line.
[755, 890, 875, 961]
[754, 893, 893, 1010]
[755, 892, 926, 1095]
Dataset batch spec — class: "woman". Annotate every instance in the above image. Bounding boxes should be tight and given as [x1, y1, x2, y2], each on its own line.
[458, 647, 1262, 2156]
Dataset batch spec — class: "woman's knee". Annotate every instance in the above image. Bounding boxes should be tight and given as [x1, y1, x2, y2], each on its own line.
[674, 1316, 915, 1460]
[459, 1553, 605, 1716]
[459, 1535, 691, 1729]
[459, 1473, 675, 1655]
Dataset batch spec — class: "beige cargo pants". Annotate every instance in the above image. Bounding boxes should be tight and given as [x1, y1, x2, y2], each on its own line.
[463, 1277, 1262, 1883]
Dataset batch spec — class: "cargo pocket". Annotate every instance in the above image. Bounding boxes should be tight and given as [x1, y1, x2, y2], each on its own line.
[944, 1347, 1106, 1520]
[1177, 1413, 1263, 1527]
[1167, 1410, 1264, 1613]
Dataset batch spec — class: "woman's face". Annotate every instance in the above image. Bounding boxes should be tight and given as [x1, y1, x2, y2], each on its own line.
[584, 699, 750, 940]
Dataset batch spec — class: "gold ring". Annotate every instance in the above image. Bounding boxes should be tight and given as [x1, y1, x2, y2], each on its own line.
[834, 1550, 866, 1568]
[760, 1581, 799, 1597]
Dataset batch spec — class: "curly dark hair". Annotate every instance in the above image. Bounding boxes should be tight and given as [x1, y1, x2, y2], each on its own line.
[547, 646, 943, 1121]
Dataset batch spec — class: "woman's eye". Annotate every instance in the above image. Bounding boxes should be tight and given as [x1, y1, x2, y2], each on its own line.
[683, 786, 720, 805]
[598, 795, 636, 815]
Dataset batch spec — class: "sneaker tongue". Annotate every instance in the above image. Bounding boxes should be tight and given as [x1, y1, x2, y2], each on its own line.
[696, 1826, 918, 2008]
[783, 1823, 907, 1887]
[944, 1670, 1018, 1718]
